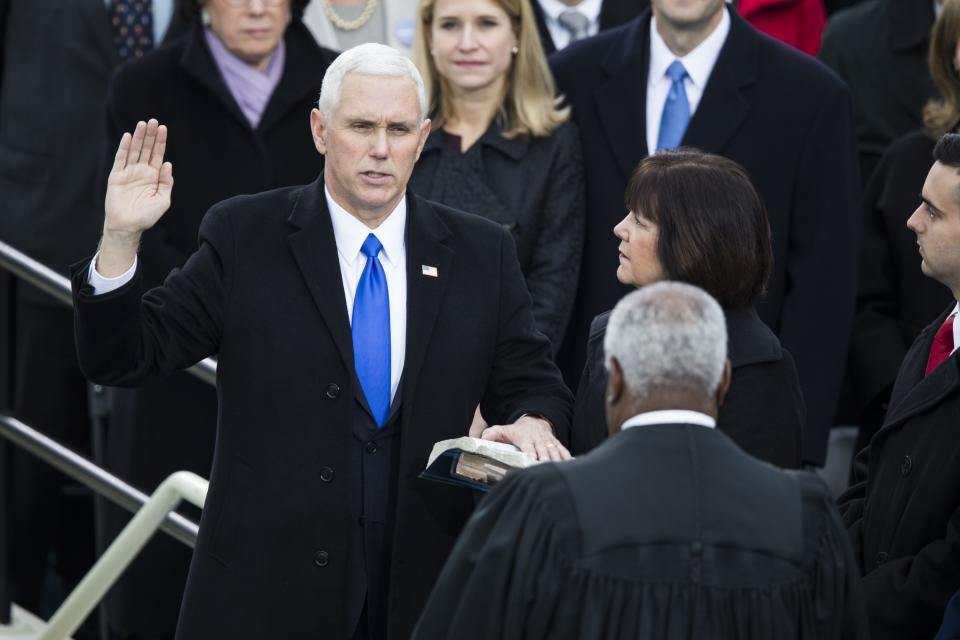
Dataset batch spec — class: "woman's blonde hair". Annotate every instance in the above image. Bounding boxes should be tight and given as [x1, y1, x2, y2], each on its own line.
[924, 0, 960, 137]
[412, 0, 569, 138]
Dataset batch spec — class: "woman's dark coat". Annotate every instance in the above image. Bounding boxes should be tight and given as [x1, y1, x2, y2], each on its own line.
[571, 306, 806, 468]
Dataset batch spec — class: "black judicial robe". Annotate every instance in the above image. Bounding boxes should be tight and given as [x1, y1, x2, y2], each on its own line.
[414, 424, 868, 640]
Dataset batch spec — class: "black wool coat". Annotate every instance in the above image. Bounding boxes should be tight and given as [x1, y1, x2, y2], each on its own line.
[410, 119, 584, 350]
[570, 307, 805, 468]
[840, 303, 960, 640]
[71, 181, 573, 640]
[99, 21, 338, 636]
[848, 130, 954, 443]
[550, 7, 860, 465]
[819, 0, 937, 184]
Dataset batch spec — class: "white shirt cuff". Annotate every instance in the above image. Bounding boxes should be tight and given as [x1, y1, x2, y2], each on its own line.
[87, 252, 137, 295]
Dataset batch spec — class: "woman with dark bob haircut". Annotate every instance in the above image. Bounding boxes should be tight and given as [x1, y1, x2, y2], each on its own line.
[570, 149, 805, 469]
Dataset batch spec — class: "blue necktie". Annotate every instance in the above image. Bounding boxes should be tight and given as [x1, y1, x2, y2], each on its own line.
[352, 234, 391, 427]
[656, 60, 691, 151]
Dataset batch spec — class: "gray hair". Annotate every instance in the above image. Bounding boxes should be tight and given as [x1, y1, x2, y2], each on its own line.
[604, 282, 728, 399]
[317, 43, 428, 124]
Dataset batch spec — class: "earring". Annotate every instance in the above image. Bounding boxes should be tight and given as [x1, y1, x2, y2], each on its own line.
[430, 49, 436, 56]
[201, 9, 211, 26]
[511, 45, 518, 55]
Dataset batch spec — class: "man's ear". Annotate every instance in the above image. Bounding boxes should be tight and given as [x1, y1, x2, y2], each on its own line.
[715, 359, 732, 409]
[415, 118, 432, 162]
[310, 108, 328, 155]
[605, 356, 625, 434]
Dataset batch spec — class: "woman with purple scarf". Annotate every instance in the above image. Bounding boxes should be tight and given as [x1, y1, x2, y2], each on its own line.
[97, 2, 337, 638]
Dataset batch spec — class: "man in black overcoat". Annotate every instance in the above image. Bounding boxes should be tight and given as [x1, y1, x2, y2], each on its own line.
[0, 0, 180, 620]
[549, 0, 860, 466]
[414, 282, 867, 639]
[839, 132, 960, 639]
[70, 43, 572, 640]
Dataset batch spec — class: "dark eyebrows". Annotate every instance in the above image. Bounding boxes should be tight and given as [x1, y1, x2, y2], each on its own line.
[921, 196, 944, 216]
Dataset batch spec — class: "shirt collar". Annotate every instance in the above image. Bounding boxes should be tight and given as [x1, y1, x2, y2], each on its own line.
[325, 186, 407, 269]
[649, 6, 730, 92]
[536, 0, 603, 26]
[620, 410, 717, 431]
[951, 302, 960, 353]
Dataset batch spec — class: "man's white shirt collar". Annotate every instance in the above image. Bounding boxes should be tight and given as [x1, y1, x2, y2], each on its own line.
[950, 302, 960, 354]
[649, 7, 730, 96]
[325, 186, 406, 269]
[620, 410, 716, 431]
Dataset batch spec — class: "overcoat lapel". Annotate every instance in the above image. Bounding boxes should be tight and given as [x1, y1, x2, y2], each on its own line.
[877, 305, 960, 436]
[594, 15, 650, 181]
[258, 23, 324, 134]
[75, 0, 119, 68]
[179, 23, 250, 132]
[400, 195, 453, 409]
[682, 8, 755, 154]
[287, 179, 355, 373]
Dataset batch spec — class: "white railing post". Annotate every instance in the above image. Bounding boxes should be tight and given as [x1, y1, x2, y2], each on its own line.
[39, 471, 208, 640]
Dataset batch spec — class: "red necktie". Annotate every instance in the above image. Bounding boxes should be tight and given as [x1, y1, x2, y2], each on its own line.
[925, 313, 957, 377]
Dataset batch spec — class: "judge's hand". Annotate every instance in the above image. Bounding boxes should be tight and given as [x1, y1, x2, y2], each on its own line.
[99, 119, 173, 276]
[481, 416, 571, 463]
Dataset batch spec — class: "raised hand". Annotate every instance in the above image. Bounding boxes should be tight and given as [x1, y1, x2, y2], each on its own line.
[105, 119, 173, 234]
[98, 119, 173, 277]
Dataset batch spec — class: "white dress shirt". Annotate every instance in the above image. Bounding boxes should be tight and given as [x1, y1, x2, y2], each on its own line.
[620, 409, 716, 431]
[646, 8, 730, 153]
[326, 187, 407, 404]
[88, 188, 410, 404]
[948, 302, 960, 355]
[536, 0, 603, 51]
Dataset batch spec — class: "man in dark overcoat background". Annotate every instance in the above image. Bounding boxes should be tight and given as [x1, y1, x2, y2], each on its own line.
[70, 43, 572, 640]
[549, 0, 860, 467]
[0, 0, 180, 624]
[839, 132, 960, 639]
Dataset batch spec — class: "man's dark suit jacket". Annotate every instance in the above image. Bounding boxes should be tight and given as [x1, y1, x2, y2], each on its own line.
[414, 423, 867, 639]
[819, 0, 936, 184]
[549, 7, 860, 466]
[571, 306, 805, 468]
[839, 303, 960, 639]
[71, 179, 572, 639]
[530, 0, 647, 55]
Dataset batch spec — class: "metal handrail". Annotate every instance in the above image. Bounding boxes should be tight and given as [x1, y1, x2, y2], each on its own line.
[41, 471, 208, 640]
[0, 415, 198, 548]
[0, 239, 218, 386]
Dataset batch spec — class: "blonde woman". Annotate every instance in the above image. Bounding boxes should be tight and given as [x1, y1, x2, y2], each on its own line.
[410, 0, 584, 352]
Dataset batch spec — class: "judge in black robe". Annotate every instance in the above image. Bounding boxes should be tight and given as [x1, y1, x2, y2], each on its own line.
[414, 283, 867, 640]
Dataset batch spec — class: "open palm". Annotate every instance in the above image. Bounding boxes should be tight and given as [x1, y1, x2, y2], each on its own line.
[105, 119, 174, 233]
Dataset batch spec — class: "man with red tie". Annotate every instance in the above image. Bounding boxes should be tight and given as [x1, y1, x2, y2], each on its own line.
[839, 132, 960, 640]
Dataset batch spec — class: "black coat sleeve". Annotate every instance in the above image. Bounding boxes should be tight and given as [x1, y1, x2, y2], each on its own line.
[71, 204, 233, 386]
[524, 122, 584, 350]
[481, 229, 573, 438]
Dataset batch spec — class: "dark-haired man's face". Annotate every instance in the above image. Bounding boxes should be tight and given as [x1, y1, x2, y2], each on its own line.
[907, 161, 960, 298]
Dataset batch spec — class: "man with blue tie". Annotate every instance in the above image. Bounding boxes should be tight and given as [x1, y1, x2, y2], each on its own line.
[549, 0, 861, 468]
[69, 43, 572, 640]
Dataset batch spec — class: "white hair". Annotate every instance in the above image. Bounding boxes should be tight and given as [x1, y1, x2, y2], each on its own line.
[317, 43, 428, 124]
[604, 282, 728, 399]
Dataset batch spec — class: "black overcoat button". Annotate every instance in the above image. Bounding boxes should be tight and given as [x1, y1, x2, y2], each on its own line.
[325, 383, 341, 399]
[900, 455, 913, 477]
[875, 551, 889, 567]
[314, 550, 329, 567]
[319, 466, 335, 482]
[365, 441, 378, 454]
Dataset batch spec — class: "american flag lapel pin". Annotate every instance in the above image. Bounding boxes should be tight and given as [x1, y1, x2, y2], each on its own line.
[421, 265, 439, 278]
